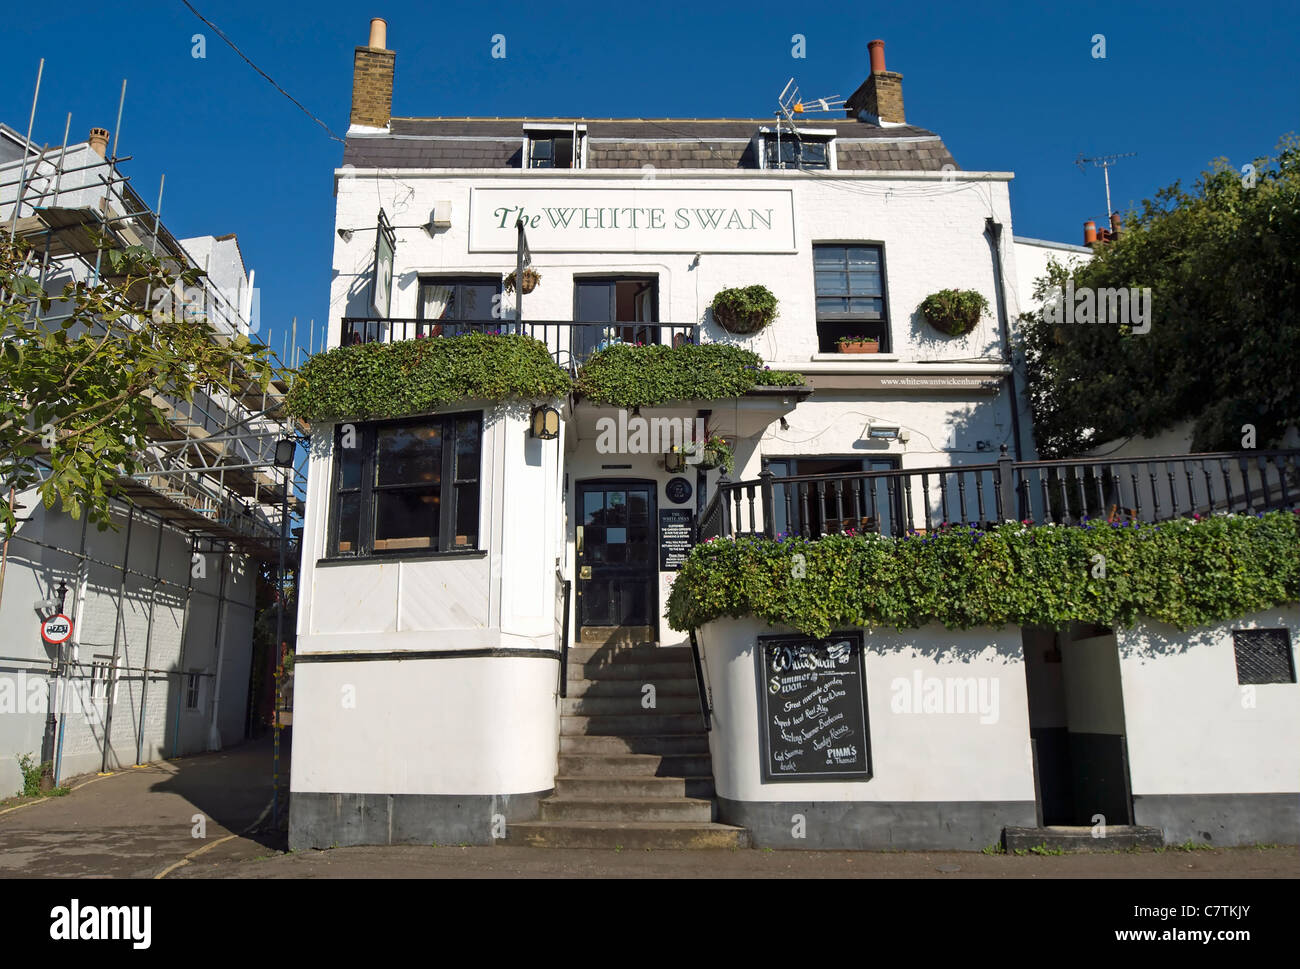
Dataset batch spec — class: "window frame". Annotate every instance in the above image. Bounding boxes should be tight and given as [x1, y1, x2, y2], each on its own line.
[812, 242, 890, 353]
[524, 124, 587, 170]
[185, 671, 202, 711]
[763, 135, 832, 171]
[328, 411, 484, 559]
[762, 455, 903, 537]
[1231, 627, 1297, 685]
[416, 275, 503, 329]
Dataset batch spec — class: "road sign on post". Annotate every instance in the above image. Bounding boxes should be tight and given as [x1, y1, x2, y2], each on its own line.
[41, 614, 73, 645]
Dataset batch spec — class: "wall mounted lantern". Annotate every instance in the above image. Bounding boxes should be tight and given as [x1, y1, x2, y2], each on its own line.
[530, 405, 561, 440]
[664, 448, 687, 473]
[274, 438, 297, 468]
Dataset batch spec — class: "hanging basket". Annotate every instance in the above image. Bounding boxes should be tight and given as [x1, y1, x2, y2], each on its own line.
[504, 268, 541, 294]
[920, 289, 988, 337]
[711, 285, 778, 335]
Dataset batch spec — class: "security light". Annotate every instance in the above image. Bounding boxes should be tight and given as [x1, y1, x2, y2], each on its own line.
[864, 423, 902, 441]
[530, 405, 560, 440]
[337, 228, 354, 242]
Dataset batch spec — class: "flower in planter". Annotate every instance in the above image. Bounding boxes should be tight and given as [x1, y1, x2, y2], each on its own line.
[920, 288, 989, 337]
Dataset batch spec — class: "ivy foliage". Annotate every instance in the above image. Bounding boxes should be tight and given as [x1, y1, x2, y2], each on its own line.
[666, 511, 1300, 636]
[1019, 136, 1300, 457]
[573, 343, 804, 408]
[285, 332, 572, 422]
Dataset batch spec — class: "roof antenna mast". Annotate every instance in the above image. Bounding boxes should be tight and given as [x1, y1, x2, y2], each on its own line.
[1075, 151, 1136, 218]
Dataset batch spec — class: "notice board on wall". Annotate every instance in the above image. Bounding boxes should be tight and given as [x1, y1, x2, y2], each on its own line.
[756, 631, 872, 783]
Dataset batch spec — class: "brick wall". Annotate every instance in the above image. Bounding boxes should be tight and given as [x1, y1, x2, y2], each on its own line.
[351, 46, 395, 128]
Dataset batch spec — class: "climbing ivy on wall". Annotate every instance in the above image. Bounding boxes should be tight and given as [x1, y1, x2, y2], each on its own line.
[666, 511, 1300, 636]
[285, 333, 571, 422]
[573, 343, 804, 408]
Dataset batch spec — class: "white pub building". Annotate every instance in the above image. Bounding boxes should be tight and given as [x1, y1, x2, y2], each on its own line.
[288, 20, 1300, 850]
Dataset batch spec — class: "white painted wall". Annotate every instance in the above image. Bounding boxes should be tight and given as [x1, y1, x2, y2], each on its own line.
[1117, 607, 1300, 796]
[696, 617, 1035, 804]
[289, 655, 558, 795]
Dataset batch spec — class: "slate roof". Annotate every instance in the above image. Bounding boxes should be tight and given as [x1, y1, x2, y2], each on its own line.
[343, 117, 959, 172]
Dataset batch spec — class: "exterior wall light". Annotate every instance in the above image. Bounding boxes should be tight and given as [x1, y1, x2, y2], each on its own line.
[864, 423, 902, 441]
[664, 448, 686, 473]
[274, 438, 297, 468]
[530, 405, 561, 440]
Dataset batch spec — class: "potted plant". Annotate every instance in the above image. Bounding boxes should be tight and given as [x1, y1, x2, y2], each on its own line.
[837, 335, 880, 354]
[920, 288, 989, 336]
[504, 267, 541, 294]
[687, 432, 735, 474]
[711, 284, 779, 335]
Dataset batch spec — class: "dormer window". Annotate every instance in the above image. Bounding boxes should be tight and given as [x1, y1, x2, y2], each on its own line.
[524, 123, 587, 169]
[761, 128, 834, 171]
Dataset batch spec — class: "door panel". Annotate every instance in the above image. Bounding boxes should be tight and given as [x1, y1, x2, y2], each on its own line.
[576, 481, 657, 646]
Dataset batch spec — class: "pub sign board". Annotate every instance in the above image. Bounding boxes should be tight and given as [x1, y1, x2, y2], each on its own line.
[659, 509, 695, 571]
[757, 631, 872, 783]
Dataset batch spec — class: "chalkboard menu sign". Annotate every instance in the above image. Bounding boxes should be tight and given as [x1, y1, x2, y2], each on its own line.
[757, 632, 872, 783]
[659, 509, 695, 570]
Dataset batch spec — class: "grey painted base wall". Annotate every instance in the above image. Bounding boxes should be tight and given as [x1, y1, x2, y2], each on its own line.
[717, 797, 1038, 850]
[289, 790, 551, 850]
[1133, 793, 1300, 846]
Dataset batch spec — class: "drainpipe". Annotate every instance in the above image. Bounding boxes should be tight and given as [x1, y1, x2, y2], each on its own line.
[985, 218, 1024, 462]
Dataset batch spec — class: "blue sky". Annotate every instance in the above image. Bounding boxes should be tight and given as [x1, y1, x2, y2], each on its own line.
[4, 0, 1296, 362]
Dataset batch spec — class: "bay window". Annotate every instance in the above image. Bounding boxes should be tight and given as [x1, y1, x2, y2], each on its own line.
[330, 412, 483, 557]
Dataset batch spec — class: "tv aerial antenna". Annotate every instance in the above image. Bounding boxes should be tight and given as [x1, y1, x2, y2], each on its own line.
[772, 79, 845, 167]
[1075, 151, 1136, 217]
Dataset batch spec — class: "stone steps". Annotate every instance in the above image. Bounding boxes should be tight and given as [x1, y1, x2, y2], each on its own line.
[502, 641, 748, 850]
[560, 694, 701, 716]
[563, 676, 698, 697]
[557, 753, 713, 777]
[506, 820, 750, 850]
[560, 713, 704, 736]
[540, 796, 713, 823]
[555, 775, 716, 799]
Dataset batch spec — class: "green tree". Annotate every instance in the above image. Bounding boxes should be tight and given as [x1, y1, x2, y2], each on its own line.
[1019, 137, 1299, 457]
[0, 234, 276, 535]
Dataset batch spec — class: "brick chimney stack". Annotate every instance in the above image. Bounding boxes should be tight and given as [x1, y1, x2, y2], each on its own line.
[845, 39, 905, 125]
[87, 127, 110, 156]
[350, 18, 394, 129]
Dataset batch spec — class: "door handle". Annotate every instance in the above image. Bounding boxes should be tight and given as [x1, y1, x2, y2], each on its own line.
[576, 525, 584, 556]
[579, 565, 592, 580]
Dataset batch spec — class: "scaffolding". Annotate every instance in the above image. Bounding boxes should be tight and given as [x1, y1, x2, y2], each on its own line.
[0, 65, 310, 786]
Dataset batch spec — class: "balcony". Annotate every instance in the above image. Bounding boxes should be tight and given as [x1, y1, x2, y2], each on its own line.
[340, 318, 699, 373]
[702, 447, 1300, 540]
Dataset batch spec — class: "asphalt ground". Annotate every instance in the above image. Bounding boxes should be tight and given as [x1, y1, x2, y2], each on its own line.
[1, 741, 1296, 878]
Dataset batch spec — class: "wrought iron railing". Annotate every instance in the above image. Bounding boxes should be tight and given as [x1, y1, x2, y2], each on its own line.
[340, 318, 698, 373]
[700, 446, 1300, 541]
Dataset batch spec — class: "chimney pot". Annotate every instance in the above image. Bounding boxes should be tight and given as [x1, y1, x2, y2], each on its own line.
[1083, 220, 1097, 245]
[87, 127, 110, 157]
[368, 17, 387, 50]
[1109, 212, 1122, 237]
[868, 39, 886, 74]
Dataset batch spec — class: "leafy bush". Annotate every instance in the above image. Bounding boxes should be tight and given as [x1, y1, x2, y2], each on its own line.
[666, 510, 1300, 636]
[711, 285, 779, 334]
[920, 289, 989, 336]
[574, 343, 804, 407]
[285, 332, 571, 422]
[1019, 137, 1300, 456]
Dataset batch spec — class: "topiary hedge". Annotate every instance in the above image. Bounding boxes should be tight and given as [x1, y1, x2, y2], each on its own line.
[573, 343, 804, 408]
[285, 332, 571, 423]
[666, 511, 1300, 636]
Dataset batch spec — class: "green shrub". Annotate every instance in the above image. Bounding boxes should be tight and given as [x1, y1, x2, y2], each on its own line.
[285, 332, 571, 423]
[574, 343, 804, 407]
[666, 511, 1300, 636]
